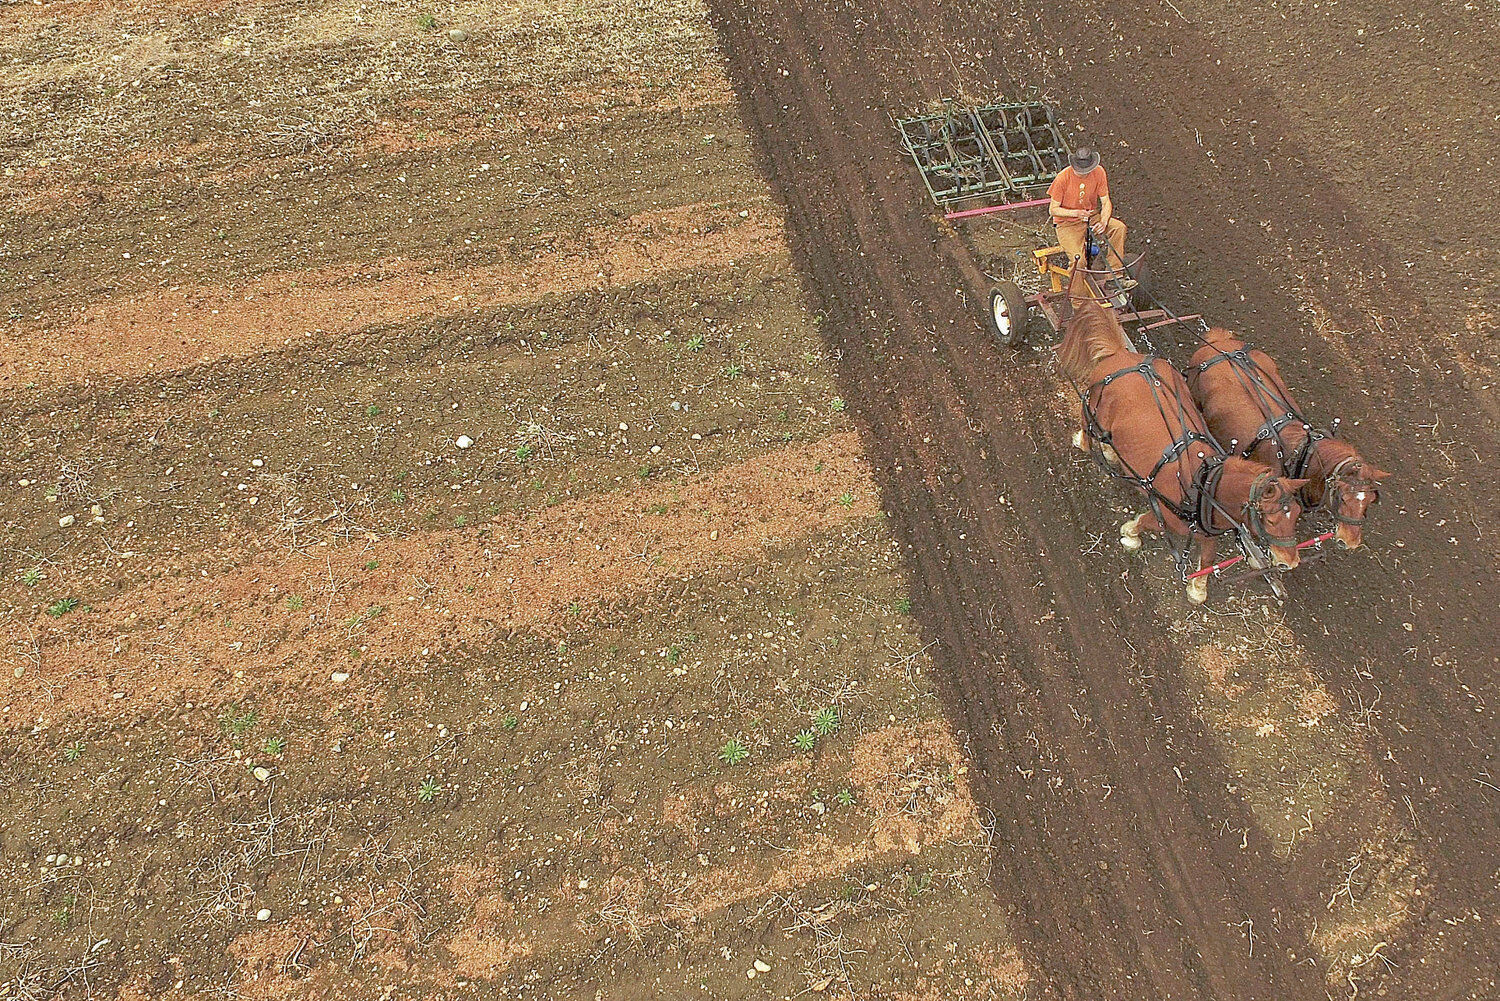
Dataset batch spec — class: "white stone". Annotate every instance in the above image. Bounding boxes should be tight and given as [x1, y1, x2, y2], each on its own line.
[754, 959, 772, 973]
[252, 766, 271, 782]
[58, 514, 75, 527]
[456, 435, 474, 449]
[331, 671, 350, 683]
[256, 908, 272, 921]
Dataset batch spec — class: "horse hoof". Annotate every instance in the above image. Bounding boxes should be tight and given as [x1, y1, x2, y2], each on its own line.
[1186, 580, 1209, 605]
[1073, 430, 1085, 451]
[1120, 534, 1141, 551]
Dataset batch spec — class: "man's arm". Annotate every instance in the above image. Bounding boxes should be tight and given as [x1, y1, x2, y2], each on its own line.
[1097, 194, 1113, 229]
[1050, 197, 1090, 221]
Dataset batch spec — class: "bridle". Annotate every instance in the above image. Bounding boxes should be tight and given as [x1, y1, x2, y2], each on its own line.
[1238, 471, 1299, 549]
[1320, 454, 1379, 526]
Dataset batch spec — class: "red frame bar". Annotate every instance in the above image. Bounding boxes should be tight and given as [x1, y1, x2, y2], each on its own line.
[944, 197, 1051, 220]
[1184, 530, 1335, 580]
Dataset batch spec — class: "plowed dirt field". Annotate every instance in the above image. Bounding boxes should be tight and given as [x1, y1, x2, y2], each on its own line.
[2, 0, 1495, 999]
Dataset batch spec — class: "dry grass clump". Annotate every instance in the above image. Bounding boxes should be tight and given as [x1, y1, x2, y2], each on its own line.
[850, 722, 977, 852]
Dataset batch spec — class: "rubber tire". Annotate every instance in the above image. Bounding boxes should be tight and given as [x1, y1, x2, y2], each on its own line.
[988, 280, 1029, 348]
[1128, 255, 1152, 312]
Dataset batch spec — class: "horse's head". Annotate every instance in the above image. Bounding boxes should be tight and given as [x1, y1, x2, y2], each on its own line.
[1325, 460, 1390, 549]
[1249, 474, 1309, 569]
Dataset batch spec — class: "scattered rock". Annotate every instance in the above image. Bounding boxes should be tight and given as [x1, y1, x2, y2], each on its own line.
[252, 766, 271, 782]
[754, 959, 772, 973]
[256, 908, 271, 921]
[448, 28, 469, 42]
[58, 514, 75, 527]
[709, 529, 719, 541]
[331, 671, 350, 683]
[251, 458, 264, 467]
[90, 504, 103, 517]
[455, 435, 474, 449]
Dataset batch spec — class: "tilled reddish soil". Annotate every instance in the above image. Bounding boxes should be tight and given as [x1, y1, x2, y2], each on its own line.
[705, 0, 1498, 998]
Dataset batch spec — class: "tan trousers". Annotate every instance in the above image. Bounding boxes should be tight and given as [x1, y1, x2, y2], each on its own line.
[1054, 217, 1127, 268]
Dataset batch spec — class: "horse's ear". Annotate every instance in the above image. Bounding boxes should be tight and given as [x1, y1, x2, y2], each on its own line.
[1366, 466, 1392, 481]
[1281, 478, 1311, 492]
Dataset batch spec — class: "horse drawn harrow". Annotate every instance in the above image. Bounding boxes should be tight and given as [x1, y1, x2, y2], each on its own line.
[895, 99, 1386, 602]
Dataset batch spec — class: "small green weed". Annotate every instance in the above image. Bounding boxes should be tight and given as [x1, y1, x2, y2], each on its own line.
[389, 489, 406, 503]
[46, 597, 79, 617]
[454, 515, 469, 528]
[685, 333, 706, 352]
[364, 559, 379, 571]
[261, 736, 287, 756]
[835, 787, 855, 806]
[793, 730, 817, 751]
[22, 568, 42, 587]
[221, 705, 258, 738]
[502, 714, 519, 730]
[63, 741, 84, 762]
[417, 13, 437, 30]
[366, 405, 381, 417]
[417, 777, 439, 803]
[896, 597, 912, 613]
[718, 738, 749, 765]
[830, 396, 847, 412]
[837, 491, 855, 508]
[812, 707, 840, 736]
[516, 444, 533, 462]
[286, 595, 304, 611]
[721, 363, 743, 379]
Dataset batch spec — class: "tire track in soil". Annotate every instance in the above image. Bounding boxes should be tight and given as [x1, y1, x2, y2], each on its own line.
[705, 2, 1322, 999]
[989, 7, 1500, 998]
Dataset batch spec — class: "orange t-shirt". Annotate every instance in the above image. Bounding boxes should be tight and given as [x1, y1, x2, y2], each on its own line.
[1048, 166, 1110, 213]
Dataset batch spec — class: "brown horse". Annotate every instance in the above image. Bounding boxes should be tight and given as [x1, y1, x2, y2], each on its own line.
[1057, 274, 1306, 603]
[1186, 328, 1389, 549]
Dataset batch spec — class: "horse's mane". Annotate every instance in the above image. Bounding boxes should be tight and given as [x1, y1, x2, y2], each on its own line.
[1202, 327, 1241, 349]
[1055, 267, 1132, 383]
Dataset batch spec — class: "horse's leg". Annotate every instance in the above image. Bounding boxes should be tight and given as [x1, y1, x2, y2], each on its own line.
[1186, 533, 1215, 605]
[1121, 509, 1160, 551]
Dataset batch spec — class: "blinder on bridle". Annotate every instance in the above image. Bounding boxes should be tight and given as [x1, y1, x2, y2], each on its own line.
[1242, 471, 1299, 549]
[1323, 456, 1380, 526]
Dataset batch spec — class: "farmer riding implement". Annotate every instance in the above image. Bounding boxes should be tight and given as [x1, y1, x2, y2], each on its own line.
[894, 98, 1374, 601]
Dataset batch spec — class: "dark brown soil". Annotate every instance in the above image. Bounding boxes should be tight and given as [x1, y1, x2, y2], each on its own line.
[704, 0, 1498, 997]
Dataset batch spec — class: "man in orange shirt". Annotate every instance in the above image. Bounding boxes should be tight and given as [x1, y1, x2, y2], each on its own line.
[1048, 146, 1127, 271]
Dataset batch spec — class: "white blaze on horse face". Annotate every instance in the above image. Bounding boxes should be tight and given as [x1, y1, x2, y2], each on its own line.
[1355, 492, 1367, 501]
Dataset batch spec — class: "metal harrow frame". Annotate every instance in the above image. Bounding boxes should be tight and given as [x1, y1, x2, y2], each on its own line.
[896, 100, 1070, 210]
